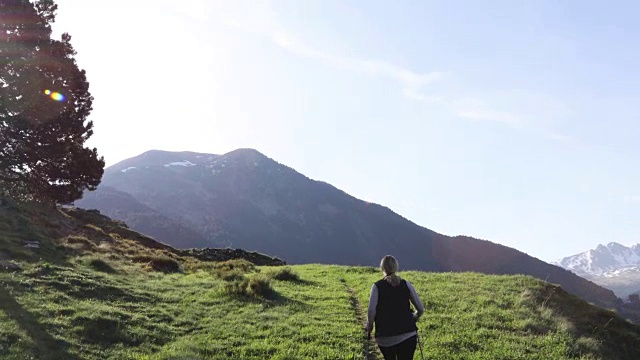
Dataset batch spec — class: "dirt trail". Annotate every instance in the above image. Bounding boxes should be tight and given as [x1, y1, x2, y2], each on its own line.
[341, 279, 382, 360]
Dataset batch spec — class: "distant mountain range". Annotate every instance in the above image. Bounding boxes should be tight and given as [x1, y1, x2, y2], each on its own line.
[77, 149, 620, 308]
[555, 242, 640, 298]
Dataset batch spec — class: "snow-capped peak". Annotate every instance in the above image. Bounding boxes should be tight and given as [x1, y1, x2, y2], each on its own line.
[555, 242, 640, 277]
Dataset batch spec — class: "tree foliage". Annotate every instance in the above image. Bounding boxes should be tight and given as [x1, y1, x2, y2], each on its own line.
[0, 0, 104, 203]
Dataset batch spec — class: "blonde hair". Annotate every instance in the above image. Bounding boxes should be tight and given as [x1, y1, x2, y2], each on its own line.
[380, 255, 401, 286]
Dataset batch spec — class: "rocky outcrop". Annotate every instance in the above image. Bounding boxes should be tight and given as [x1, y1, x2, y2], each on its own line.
[180, 248, 286, 266]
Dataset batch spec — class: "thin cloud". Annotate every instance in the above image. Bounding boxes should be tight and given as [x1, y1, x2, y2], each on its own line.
[218, 1, 575, 140]
[217, 1, 441, 102]
[546, 132, 578, 144]
[456, 109, 524, 127]
[451, 98, 526, 127]
[403, 88, 444, 103]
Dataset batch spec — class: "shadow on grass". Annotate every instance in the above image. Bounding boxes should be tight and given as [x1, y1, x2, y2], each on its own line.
[0, 200, 85, 269]
[225, 287, 312, 311]
[23, 264, 153, 304]
[266, 291, 313, 309]
[275, 278, 318, 286]
[0, 286, 80, 360]
[267, 270, 318, 286]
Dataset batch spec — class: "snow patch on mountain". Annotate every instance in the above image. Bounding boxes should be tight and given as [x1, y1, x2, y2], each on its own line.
[602, 266, 640, 278]
[121, 167, 137, 173]
[164, 161, 196, 167]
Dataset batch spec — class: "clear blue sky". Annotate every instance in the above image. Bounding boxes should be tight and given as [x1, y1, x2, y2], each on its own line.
[52, 0, 640, 262]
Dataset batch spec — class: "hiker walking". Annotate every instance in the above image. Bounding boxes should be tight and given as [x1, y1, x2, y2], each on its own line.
[366, 255, 425, 360]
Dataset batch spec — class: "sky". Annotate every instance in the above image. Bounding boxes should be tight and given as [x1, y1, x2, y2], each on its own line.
[50, 0, 640, 263]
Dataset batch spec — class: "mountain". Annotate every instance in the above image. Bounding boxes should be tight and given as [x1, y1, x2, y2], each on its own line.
[555, 242, 640, 277]
[555, 242, 640, 298]
[77, 149, 621, 309]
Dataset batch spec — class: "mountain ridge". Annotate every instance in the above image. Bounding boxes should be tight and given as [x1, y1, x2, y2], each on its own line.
[555, 242, 640, 298]
[554, 242, 640, 276]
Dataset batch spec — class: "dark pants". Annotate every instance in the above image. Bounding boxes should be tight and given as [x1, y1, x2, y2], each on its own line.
[378, 335, 417, 360]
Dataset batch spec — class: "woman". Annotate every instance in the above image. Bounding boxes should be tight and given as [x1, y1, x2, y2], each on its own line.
[366, 255, 425, 360]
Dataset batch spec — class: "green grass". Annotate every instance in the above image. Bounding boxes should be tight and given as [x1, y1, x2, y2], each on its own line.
[343, 267, 640, 359]
[2, 200, 640, 359]
[3, 262, 640, 359]
[0, 261, 364, 359]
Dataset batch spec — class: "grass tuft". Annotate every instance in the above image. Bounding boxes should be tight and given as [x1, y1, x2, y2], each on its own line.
[269, 267, 300, 282]
[131, 255, 181, 273]
[224, 277, 250, 297]
[64, 235, 95, 250]
[213, 259, 256, 273]
[247, 274, 273, 298]
[87, 257, 117, 274]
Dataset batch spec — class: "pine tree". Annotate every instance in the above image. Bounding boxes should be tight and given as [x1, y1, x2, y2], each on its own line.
[0, 0, 104, 204]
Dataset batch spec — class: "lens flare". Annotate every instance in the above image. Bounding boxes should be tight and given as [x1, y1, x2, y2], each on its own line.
[50, 92, 65, 101]
[43, 89, 65, 102]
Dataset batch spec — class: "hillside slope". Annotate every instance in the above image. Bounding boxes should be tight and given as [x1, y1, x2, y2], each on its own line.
[2, 201, 640, 359]
[74, 185, 209, 248]
[77, 149, 620, 309]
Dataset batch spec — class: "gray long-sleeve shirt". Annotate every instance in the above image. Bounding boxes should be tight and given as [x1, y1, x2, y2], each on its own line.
[366, 280, 425, 347]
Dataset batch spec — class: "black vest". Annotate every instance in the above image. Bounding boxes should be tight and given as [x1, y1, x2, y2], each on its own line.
[374, 279, 418, 337]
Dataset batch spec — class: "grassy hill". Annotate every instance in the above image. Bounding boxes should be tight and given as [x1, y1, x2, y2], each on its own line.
[2, 200, 640, 359]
